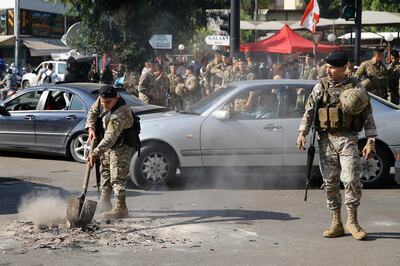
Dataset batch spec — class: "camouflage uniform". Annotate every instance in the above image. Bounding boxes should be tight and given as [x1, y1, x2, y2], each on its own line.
[299, 77, 377, 211]
[300, 64, 317, 80]
[387, 61, 400, 105]
[182, 73, 201, 110]
[168, 72, 184, 111]
[222, 64, 235, 88]
[138, 71, 158, 104]
[155, 71, 170, 107]
[317, 63, 328, 79]
[205, 61, 224, 94]
[85, 97, 134, 199]
[246, 63, 257, 80]
[234, 70, 249, 81]
[354, 59, 388, 99]
[123, 71, 140, 96]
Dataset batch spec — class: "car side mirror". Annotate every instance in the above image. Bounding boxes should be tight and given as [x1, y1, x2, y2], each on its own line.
[213, 110, 230, 120]
[0, 105, 9, 116]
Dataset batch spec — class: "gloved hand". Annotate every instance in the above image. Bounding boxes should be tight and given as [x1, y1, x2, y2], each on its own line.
[296, 132, 306, 150]
[362, 140, 376, 160]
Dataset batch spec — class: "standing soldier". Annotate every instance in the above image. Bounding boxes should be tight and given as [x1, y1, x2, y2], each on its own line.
[300, 54, 317, 80]
[246, 55, 257, 80]
[138, 60, 158, 104]
[345, 59, 356, 78]
[297, 51, 377, 240]
[182, 65, 201, 110]
[154, 64, 170, 107]
[317, 60, 328, 79]
[86, 85, 135, 219]
[234, 58, 249, 81]
[387, 49, 400, 105]
[354, 48, 389, 99]
[205, 51, 223, 95]
[221, 52, 235, 89]
[168, 63, 184, 110]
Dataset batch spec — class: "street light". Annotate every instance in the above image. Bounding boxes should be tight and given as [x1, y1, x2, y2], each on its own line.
[385, 33, 394, 63]
[178, 44, 184, 63]
[327, 33, 336, 44]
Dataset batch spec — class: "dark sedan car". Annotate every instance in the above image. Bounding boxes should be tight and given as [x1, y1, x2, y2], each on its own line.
[0, 83, 166, 162]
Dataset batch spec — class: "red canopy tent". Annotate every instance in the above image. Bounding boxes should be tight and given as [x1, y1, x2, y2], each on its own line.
[241, 24, 340, 54]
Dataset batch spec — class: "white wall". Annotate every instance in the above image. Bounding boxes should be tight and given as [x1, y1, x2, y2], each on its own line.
[0, 0, 66, 14]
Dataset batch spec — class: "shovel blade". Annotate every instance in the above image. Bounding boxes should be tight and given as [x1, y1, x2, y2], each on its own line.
[66, 196, 97, 228]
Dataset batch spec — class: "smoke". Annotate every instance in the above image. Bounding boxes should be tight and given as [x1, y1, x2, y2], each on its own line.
[18, 191, 66, 227]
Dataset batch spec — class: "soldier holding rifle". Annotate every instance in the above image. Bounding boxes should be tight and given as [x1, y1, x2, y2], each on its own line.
[296, 51, 377, 240]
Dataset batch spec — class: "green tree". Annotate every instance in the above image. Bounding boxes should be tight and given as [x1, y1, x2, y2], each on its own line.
[54, 0, 228, 71]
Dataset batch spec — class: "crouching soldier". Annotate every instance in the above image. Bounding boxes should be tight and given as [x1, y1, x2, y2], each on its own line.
[86, 85, 135, 219]
[297, 51, 377, 240]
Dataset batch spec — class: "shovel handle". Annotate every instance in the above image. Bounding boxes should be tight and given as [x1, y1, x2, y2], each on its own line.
[82, 142, 94, 195]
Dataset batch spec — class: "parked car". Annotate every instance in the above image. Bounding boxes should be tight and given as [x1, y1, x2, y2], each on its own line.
[0, 83, 167, 162]
[22, 61, 66, 88]
[129, 79, 400, 189]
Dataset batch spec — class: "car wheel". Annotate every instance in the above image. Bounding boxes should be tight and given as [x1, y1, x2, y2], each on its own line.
[69, 132, 88, 163]
[358, 142, 391, 188]
[129, 144, 178, 189]
[22, 80, 30, 89]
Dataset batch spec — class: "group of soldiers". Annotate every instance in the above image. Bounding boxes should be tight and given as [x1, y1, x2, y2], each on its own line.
[308, 48, 400, 105]
[136, 51, 260, 111]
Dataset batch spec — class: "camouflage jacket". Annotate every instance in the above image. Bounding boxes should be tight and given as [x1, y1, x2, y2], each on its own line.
[354, 60, 388, 97]
[85, 97, 134, 157]
[301, 64, 317, 80]
[138, 71, 157, 103]
[388, 61, 400, 87]
[298, 77, 377, 138]
[168, 73, 184, 95]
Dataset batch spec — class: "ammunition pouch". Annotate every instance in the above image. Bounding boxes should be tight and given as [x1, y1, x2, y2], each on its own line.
[318, 106, 363, 132]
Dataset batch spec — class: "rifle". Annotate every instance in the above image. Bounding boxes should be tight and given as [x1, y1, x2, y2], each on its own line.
[304, 96, 320, 202]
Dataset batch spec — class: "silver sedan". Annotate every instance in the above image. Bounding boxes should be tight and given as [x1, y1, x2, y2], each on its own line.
[130, 79, 400, 189]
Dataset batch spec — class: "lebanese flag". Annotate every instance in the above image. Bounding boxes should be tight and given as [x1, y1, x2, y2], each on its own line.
[300, 0, 320, 33]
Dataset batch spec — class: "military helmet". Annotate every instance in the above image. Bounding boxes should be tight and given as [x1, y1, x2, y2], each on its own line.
[340, 87, 369, 115]
[175, 83, 186, 96]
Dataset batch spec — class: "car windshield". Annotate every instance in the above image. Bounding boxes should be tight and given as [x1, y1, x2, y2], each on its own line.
[187, 85, 237, 114]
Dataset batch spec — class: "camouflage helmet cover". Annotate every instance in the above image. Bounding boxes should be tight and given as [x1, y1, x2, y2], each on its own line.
[340, 86, 369, 115]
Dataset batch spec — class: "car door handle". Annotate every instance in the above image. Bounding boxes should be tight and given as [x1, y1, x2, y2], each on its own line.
[66, 115, 77, 120]
[263, 124, 281, 131]
[25, 115, 35, 120]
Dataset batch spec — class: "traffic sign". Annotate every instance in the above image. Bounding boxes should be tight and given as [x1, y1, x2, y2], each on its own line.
[205, 35, 230, 46]
[149, 35, 172, 49]
[311, 32, 322, 47]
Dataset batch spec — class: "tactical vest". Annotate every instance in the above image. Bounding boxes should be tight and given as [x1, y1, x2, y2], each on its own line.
[318, 77, 364, 132]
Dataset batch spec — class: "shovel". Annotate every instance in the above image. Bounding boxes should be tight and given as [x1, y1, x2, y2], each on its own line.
[66, 146, 97, 228]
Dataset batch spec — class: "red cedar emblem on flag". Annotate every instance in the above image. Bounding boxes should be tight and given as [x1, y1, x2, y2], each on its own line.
[300, 0, 320, 33]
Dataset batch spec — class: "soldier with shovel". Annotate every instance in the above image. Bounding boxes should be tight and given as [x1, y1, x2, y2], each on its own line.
[86, 85, 135, 219]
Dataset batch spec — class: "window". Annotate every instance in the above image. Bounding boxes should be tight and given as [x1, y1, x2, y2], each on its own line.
[68, 95, 85, 111]
[5, 91, 43, 111]
[0, 10, 6, 35]
[280, 86, 313, 118]
[58, 63, 66, 75]
[44, 90, 75, 110]
[223, 87, 280, 120]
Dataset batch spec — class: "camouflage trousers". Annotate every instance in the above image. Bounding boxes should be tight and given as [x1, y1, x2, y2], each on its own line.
[100, 144, 134, 198]
[318, 131, 363, 210]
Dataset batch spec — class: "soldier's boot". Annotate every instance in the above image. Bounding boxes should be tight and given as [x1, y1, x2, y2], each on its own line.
[97, 190, 112, 213]
[346, 209, 367, 240]
[102, 196, 129, 219]
[323, 210, 345, 238]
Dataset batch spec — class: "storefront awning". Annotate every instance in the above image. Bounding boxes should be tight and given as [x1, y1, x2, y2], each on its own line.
[0, 35, 15, 46]
[22, 37, 70, 57]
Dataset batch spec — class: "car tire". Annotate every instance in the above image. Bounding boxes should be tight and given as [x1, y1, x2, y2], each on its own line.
[22, 80, 30, 89]
[69, 132, 88, 163]
[358, 141, 391, 188]
[129, 144, 178, 190]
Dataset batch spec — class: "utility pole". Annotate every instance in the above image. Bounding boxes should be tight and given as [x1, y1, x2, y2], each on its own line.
[14, 0, 20, 72]
[254, 0, 258, 41]
[230, 0, 240, 57]
[354, 0, 362, 65]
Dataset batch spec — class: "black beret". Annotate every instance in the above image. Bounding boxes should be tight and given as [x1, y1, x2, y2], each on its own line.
[325, 51, 348, 67]
[305, 53, 314, 59]
[391, 49, 399, 57]
[222, 51, 230, 57]
[99, 85, 118, 98]
[185, 64, 195, 72]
